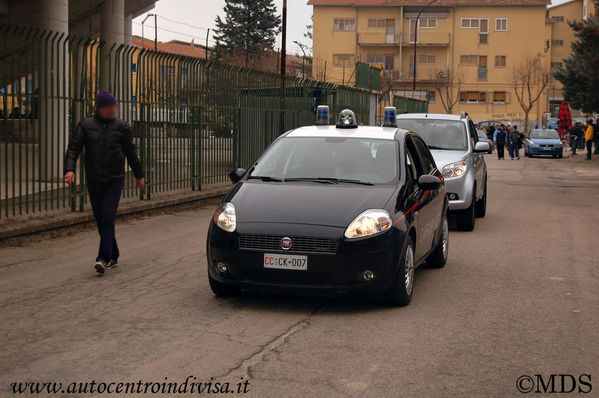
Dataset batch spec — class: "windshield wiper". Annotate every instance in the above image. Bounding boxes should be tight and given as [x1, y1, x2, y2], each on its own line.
[247, 175, 284, 182]
[427, 145, 446, 150]
[286, 177, 374, 186]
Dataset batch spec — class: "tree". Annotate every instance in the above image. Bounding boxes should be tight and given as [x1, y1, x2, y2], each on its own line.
[512, 57, 550, 134]
[553, 1, 599, 113]
[213, 0, 281, 67]
[436, 69, 463, 114]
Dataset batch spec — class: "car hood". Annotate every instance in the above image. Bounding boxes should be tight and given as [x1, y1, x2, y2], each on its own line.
[429, 149, 469, 169]
[229, 181, 397, 227]
[530, 138, 561, 145]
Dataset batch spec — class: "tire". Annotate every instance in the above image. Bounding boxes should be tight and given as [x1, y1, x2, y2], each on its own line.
[208, 273, 241, 297]
[427, 215, 449, 268]
[456, 193, 476, 231]
[475, 178, 487, 218]
[384, 236, 415, 307]
[558, 154, 563, 159]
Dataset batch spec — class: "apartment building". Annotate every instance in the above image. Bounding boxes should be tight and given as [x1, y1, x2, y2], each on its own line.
[309, 0, 591, 122]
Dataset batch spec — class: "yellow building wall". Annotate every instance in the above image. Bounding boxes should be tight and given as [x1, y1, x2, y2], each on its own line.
[312, 2, 584, 124]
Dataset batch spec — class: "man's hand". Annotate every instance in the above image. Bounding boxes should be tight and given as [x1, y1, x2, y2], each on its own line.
[136, 178, 145, 191]
[64, 171, 75, 186]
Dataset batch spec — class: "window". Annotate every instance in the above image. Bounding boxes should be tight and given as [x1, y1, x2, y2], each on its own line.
[412, 136, 437, 174]
[460, 55, 479, 65]
[334, 18, 355, 31]
[419, 18, 437, 28]
[495, 18, 508, 31]
[333, 54, 355, 66]
[551, 61, 563, 69]
[181, 67, 189, 75]
[478, 55, 488, 79]
[368, 19, 386, 28]
[552, 39, 564, 46]
[459, 91, 486, 104]
[552, 16, 564, 22]
[479, 19, 488, 44]
[409, 54, 436, 64]
[493, 91, 506, 104]
[427, 90, 436, 103]
[495, 55, 506, 67]
[367, 55, 385, 64]
[131, 63, 138, 73]
[461, 18, 480, 28]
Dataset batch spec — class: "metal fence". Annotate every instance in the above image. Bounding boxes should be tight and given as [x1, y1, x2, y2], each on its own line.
[0, 24, 371, 221]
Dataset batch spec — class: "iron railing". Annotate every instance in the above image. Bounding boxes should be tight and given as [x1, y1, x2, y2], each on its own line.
[0, 23, 372, 221]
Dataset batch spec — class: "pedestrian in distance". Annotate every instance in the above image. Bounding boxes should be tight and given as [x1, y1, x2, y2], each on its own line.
[64, 89, 145, 274]
[569, 123, 581, 155]
[495, 124, 507, 160]
[584, 119, 594, 160]
[594, 119, 599, 155]
[515, 125, 524, 150]
[508, 125, 520, 160]
[487, 123, 496, 141]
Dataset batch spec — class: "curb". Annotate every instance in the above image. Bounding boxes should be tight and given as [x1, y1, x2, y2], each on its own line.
[0, 184, 230, 241]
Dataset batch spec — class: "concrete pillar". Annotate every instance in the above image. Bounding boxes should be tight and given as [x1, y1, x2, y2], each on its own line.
[100, 0, 125, 89]
[124, 15, 133, 46]
[36, 0, 69, 181]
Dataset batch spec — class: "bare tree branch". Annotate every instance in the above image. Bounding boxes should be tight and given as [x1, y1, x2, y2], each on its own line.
[512, 57, 550, 133]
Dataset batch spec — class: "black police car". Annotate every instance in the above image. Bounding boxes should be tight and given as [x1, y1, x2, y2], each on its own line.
[206, 108, 448, 306]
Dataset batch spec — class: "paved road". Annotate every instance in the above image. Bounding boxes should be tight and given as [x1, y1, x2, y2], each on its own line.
[1, 155, 598, 397]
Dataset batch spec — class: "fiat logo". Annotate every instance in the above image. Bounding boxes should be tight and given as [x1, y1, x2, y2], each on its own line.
[280, 237, 292, 250]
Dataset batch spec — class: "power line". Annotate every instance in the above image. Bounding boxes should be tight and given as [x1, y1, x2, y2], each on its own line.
[156, 15, 210, 32]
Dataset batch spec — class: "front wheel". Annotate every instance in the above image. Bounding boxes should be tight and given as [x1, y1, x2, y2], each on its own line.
[209, 273, 241, 297]
[427, 216, 449, 268]
[384, 237, 415, 307]
[475, 178, 487, 218]
[456, 195, 476, 231]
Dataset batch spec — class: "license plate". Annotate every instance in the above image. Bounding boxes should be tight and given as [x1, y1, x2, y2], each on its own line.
[543, 146, 551, 151]
[264, 253, 308, 271]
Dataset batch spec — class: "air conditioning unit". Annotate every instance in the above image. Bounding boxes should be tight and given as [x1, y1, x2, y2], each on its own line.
[438, 70, 449, 78]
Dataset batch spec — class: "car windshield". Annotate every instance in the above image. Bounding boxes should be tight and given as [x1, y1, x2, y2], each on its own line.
[396, 119, 468, 151]
[530, 130, 560, 139]
[249, 137, 398, 185]
[477, 130, 487, 140]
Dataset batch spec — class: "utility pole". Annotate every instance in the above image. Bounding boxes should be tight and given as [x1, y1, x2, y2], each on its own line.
[205, 28, 210, 59]
[413, 0, 439, 90]
[280, 0, 287, 134]
[141, 13, 156, 50]
[154, 13, 158, 51]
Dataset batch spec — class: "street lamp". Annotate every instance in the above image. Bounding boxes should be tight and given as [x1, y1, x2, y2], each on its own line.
[293, 40, 308, 79]
[413, 0, 439, 90]
[142, 13, 157, 51]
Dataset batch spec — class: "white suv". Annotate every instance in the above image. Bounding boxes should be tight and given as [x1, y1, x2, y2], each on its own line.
[396, 113, 490, 231]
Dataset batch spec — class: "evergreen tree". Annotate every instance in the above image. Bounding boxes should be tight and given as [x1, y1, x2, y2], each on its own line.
[213, 0, 281, 67]
[553, 1, 599, 113]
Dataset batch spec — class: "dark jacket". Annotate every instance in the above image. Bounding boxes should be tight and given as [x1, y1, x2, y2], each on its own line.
[496, 129, 507, 144]
[65, 116, 144, 182]
[509, 130, 520, 144]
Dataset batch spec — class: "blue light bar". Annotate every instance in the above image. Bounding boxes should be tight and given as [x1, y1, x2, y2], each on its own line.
[316, 105, 330, 125]
[383, 106, 397, 127]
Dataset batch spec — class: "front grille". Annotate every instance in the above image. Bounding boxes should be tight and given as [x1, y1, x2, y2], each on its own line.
[239, 234, 337, 254]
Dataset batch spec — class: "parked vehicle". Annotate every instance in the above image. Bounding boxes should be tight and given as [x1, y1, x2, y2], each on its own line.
[477, 129, 494, 154]
[396, 113, 490, 231]
[207, 108, 449, 306]
[524, 129, 563, 158]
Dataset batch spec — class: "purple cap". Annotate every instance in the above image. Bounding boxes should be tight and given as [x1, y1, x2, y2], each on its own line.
[96, 89, 116, 109]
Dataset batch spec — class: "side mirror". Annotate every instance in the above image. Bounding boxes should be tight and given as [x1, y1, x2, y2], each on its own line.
[474, 141, 491, 153]
[228, 168, 246, 184]
[418, 175, 442, 190]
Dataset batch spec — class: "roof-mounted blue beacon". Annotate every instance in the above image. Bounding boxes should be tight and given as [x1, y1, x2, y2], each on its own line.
[316, 105, 330, 125]
[383, 106, 397, 128]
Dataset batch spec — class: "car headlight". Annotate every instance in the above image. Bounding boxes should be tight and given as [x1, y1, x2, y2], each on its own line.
[213, 202, 236, 232]
[344, 209, 391, 239]
[442, 161, 467, 178]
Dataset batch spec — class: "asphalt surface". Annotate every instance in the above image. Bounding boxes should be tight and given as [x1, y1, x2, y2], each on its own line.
[1, 154, 598, 397]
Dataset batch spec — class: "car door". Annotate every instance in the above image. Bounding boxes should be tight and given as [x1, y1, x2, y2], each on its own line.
[468, 119, 484, 199]
[407, 135, 442, 260]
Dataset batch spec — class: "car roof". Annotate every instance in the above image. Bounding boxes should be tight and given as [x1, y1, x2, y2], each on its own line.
[286, 125, 408, 140]
[396, 113, 465, 122]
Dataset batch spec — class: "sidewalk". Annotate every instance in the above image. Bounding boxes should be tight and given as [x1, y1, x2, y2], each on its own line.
[0, 183, 230, 240]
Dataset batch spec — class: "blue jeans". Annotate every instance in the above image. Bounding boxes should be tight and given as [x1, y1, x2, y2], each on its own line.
[509, 143, 520, 159]
[87, 179, 123, 262]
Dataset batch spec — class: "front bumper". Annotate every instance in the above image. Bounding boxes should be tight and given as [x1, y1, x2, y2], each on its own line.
[207, 222, 404, 295]
[444, 171, 475, 211]
[528, 146, 563, 156]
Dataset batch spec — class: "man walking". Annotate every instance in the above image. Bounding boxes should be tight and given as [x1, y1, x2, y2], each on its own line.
[594, 119, 599, 155]
[508, 125, 521, 160]
[495, 124, 507, 160]
[64, 90, 145, 274]
[584, 119, 594, 160]
[570, 122, 583, 155]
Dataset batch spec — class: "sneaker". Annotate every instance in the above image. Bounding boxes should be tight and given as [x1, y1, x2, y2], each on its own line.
[95, 260, 106, 274]
[107, 259, 119, 269]
[517, 157, 520, 160]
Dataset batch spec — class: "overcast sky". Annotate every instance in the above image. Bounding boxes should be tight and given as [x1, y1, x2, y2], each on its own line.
[132, 0, 570, 55]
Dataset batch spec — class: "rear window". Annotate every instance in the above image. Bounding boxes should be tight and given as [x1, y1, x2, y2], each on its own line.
[397, 119, 468, 151]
